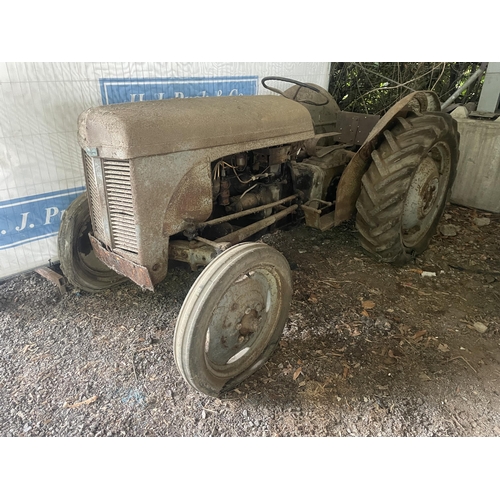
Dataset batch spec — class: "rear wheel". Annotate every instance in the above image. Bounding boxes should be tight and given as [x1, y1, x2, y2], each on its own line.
[174, 242, 292, 397]
[356, 112, 459, 264]
[58, 193, 127, 292]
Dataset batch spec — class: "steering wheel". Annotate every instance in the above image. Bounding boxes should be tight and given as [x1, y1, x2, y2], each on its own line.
[261, 76, 330, 106]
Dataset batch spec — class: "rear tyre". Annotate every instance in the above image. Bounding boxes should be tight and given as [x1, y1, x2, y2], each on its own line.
[356, 112, 459, 264]
[58, 193, 127, 292]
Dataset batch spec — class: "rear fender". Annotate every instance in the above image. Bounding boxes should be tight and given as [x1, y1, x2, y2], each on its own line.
[333, 91, 441, 225]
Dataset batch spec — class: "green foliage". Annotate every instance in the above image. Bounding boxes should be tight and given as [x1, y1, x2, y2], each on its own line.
[328, 62, 484, 115]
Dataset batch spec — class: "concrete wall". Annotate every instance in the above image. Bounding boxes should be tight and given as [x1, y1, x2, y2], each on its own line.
[451, 117, 500, 213]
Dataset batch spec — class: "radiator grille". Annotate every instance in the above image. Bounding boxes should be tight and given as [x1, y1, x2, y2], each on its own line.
[83, 151, 106, 241]
[102, 159, 139, 254]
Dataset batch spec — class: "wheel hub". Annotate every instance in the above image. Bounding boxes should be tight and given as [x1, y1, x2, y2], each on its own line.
[402, 156, 440, 232]
[419, 174, 439, 218]
[237, 307, 261, 339]
[205, 271, 273, 370]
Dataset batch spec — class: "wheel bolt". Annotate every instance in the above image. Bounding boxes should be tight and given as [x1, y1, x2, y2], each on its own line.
[245, 308, 252, 315]
[238, 335, 245, 343]
[236, 323, 242, 330]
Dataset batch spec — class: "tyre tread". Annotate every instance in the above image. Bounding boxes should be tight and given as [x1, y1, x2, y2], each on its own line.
[356, 111, 459, 263]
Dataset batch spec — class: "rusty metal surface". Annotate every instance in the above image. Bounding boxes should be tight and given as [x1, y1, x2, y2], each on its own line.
[301, 208, 337, 232]
[169, 206, 300, 268]
[194, 236, 232, 252]
[335, 112, 380, 146]
[334, 91, 441, 225]
[215, 204, 298, 245]
[35, 267, 67, 294]
[78, 96, 314, 160]
[89, 234, 155, 291]
[304, 132, 342, 157]
[198, 195, 298, 228]
[302, 200, 334, 230]
[168, 240, 218, 269]
[160, 156, 214, 237]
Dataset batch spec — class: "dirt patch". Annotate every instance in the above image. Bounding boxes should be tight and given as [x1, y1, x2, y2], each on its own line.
[1, 204, 499, 436]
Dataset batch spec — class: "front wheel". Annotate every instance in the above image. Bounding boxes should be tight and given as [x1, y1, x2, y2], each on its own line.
[356, 111, 459, 264]
[174, 242, 292, 397]
[58, 193, 127, 292]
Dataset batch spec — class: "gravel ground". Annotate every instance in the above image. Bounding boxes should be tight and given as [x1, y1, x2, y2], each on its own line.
[1, 203, 499, 437]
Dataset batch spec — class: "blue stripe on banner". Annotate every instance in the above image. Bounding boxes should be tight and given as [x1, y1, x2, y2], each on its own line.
[0, 187, 86, 250]
[100, 76, 258, 105]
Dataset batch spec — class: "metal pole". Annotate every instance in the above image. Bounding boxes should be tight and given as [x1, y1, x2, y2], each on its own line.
[441, 63, 487, 111]
[197, 194, 298, 228]
[215, 204, 298, 245]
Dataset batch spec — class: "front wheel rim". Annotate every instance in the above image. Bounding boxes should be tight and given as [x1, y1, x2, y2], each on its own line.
[205, 266, 282, 378]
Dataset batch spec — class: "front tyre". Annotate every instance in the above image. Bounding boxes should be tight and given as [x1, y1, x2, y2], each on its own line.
[174, 242, 292, 397]
[58, 193, 127, 292]
[356, 112, 459, 264]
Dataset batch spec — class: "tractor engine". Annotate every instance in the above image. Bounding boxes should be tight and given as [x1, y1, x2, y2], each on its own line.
[205, 147, 294, 238]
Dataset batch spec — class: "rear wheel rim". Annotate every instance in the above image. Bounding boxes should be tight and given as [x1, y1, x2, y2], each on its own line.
[402, 141, 451, 247]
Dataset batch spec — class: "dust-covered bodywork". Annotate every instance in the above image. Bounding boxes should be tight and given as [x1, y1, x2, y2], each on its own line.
[77, 95, 315, 289]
